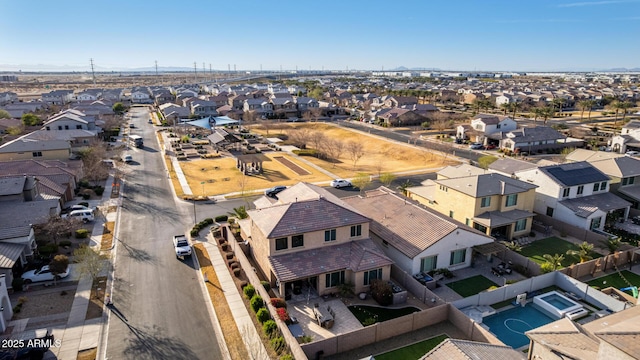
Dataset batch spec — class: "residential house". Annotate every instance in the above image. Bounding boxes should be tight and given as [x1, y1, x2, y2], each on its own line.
[0, 92, 18, 106]
[159, 103, 190, 124]
[75, 89, 101, 102]
[42, 90, 74, 105]
[207, 95, 229, 108]
[72, 101, 114, 119]
[610, 120, 640, 153]
[130, 88, 152, 104]
[101, 88, 124, 102]
[0, 136, 71, 161]
[1, 102, 47, 118]
[243, 98, 273, 117]
[190, 99, 218, 117]
[229, 94, 250, 111]
[590, 156, 640, 210]
[270, 97, 297, 118]
[0, 176, 61, 226]
[383, 96, 418, 108]
[487, 157, 539, 178]
[239, 183, 393, 299]
[343, 187, 494, 276]
[456, 114, 517, 143]
[526, 305, 640, 360]
[154, 91, 175, 106]
[42, 109, 100, 133]
[375, 108, 426, 127]
[294, 97, 319, 113]
[0, 226, 36, 291]
[287, 85, 306, 95]
[0, 118, 22, 134]
[494, 126, 571, 153]
[407, 170, 538, 240]
[23, 128, 97, 150]
[421, 339, 526, 360]
[516, 161, 631, 230]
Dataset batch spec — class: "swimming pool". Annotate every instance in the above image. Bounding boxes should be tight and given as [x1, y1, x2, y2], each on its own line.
[482, 304, 555, 349]
[533, 290, 583, 318]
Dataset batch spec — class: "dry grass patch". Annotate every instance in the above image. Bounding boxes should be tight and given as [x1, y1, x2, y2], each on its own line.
[165, 157, 185, 198]
[85, 276, 107, 319]
[254, 123, 458, 178]
[180, 154, 331, 196]
[100, 222, 114, 251]
[194, 244, 249, 360]
[77, 348, 97, 360]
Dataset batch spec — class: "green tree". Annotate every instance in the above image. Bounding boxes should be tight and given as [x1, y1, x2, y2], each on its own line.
[608, 100, 625, 132]
[112, 102, 126, 114]
[48, 254, 69, 286]
[602, 237, 621, 254]
[551, 98, 565, 114]
[501, 240, 522, 253]
[397, 180, 413, 196]
[21, 113, 41, 126]
[379, 172, 396, 187]
[578, 100, 595, 122]
[542, 253, 565, 271]
[566, 241, 594, 263]
[500, 102, 510, 115]
[228, 205, 248, 219]
[0, 109, 11, 119]
[351, 173, 371, 194]
[541, 106, 555, 125]
[477, 155, 498, 169]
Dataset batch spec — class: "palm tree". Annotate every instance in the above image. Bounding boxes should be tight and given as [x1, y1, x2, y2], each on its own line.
[608, 100, 625, 133]
[602, 237, 621, 254]
[541, 106, 555, 125]
[530, 107, 544, 125]
[509, 102, 519, 119]
[551, 98, 565, 114]
[620, 101, 633, 123]
[501, 240, 522, 253]
[500, 102, 510, 115]
[566, 241, 594, 263]
[577, 100, 592, 122]
[397, 180, 413, 196]
[228, 205, 248, 219]
[543, 253, 565, 271]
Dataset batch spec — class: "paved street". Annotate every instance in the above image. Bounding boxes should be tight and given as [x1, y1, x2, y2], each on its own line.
[104, 108, 223, 360]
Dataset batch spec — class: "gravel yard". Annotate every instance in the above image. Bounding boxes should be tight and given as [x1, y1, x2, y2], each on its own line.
[10, 284, 77, 320]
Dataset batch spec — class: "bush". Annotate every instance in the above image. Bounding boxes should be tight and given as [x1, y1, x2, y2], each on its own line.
[250, 295, 264, 313]
[59, 240, 72, 247]
[93, 186, 104, 196]
[78, 180, 90, 188]
[276, 307, 290, 323]
[270, 336, 286, 355]
[204, 218, 214, 225]
[280, 355, 294, 360]
[362, 317, 376, 326]
[75, 229, 90, 239]
[81, 193, 91, 200]
[190, 229, 200, 237]
[12, 278, 23, 292]
[38, 243, 59, 256]
[370, 279, 393, 306]
[270, 298, 287, 309]
[243, 284, 255, 299]
[214, 215, 228, 222]
[540, 262, 555, 274]
[261, 281, 271, 292]
[256, 308, 270, 323]
[263, 320, 278, 337]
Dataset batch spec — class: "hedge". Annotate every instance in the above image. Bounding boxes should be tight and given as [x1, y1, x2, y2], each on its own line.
[214, 215, 228, 222]
[250, 294, 264, 313]
[75, 229, 90, 238]
[243, 284, 255, 299]
[256, 308, 270, 323]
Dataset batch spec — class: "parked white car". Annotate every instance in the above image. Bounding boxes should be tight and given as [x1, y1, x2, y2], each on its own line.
[330, 179, 352, 188]
[625, 151, 639, 157]
[62, 209, 94, 223]
[22, 265, 70, 284]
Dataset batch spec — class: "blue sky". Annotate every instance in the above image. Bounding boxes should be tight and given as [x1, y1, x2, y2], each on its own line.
[1, 0, 639, 72]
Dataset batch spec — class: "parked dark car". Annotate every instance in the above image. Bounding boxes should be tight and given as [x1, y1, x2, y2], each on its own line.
[265, 186, 286, 197]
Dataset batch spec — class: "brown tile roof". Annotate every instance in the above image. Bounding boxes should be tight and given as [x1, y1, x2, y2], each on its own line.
[342, 187, 492, 258]
[268, 238, 392, 282]
[421, 338, 526, 360]
[527, 317, 600, 359]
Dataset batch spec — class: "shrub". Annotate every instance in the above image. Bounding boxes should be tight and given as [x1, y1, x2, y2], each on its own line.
[38, 243, 59, 256]
[190, 229, 200, 237]
[263, 320, 278, 337]
[204, 218, 214, 225]
[250, 295, 264, 313]
[81, 193, 91, 200]
[270, 336, 286, 355]
[78, 180, 90, 188]
[256, 308, 270, 323]
[12, 278, 23, 292]
[13, 305, 21, 313]
[280, 354, 294, 360]
[75, 229, 90, 238]
[362, 317, 376, 326]
[261, 281, 271, 292]
[93, 186, 104, 196]
[276, 307, 290, 323]
[370, 279, 393, 306]
[59, 240, 72, 247]
[243, 284, 255, 299]
[270, 298, 287, 309]
[540, 262, 555, 274]
[214, 215, 228, 222]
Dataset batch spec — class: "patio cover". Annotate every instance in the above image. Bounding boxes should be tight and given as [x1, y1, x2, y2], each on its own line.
[619, 185, 640, 202]
[473, 209, 534, 228]
[268, 238, 392, 282]
[0, 242, 25, 268]
[473, 241, 506, 256]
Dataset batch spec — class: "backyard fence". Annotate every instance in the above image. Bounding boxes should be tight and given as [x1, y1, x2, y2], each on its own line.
[389, 265, 445, 306]
[534, 214, 608, 243]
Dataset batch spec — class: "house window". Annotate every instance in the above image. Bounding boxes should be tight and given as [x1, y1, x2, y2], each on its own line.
[325, 271, 345, 288]
[439, 185, 448, 192]
[593, 183, 600, 191]
[420, 255, 438, 272]
[577, 185, 584, 195]
[515, 218, 527, 232]
[363, 268, 382, 286]
[324, 229, 336, 242]
[46, 126, 50, 131]
[449, 210, 454, 218]
[481, 197, 491, 208]
[497, 124, 501, 129]
[590, 217, 602, 230]
[562, 188, 570, 198]
[76, 125, 82, 129]
[292, 235, 304, 248]
[350, 225, 362, 237]
[600, 182, 607, 191]
[58, 126, 62, 130]
[465, 218, 470, 226]
[32, 151, 42, 157]
[546, 207, 554, 217]
[275, 237, 288, 251]
[450, 249, 466, 266]
[622, 177, 635, 186]
[64, 125, 69, 130]
[505, 194, 518, 207]
[473, 223, 487, 233]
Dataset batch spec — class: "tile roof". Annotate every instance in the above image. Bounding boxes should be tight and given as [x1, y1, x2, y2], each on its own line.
[0, 176, 26, 196]
[0, 225, 32, 240]
[565, 148, 623, 162]
[0, 199, 60, 227]
[505, 126, 566, 143]
[0, 242, 26, 269]
[437, 164, 488, 179]
[435, 173, 537, 198]
[488, 157, 538, 175]
[618, 185, 640, 201]
[343, 187, 491, 258]
[559, 192, 631, 218]
[540, 161, 609, 186]
[268, 238, 392, 282]
[0, 137, 71, 153]
[421, 338, 526, 360]
[473, 209, 535, 227]
[590, 156, 640, 178]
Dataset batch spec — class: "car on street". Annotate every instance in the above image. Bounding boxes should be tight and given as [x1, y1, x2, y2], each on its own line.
[330, 179, 352, 188]
[265, 185, 287, 197]
[469, 143, 484, 150]
[123, 154, 133, 163]
[485, 144, 497, 150]
[22, 265, 70, 284]
[129, 123, 135, 128]
[625, 151, 639, 157]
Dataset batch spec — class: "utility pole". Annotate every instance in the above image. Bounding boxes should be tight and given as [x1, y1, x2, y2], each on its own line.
[90, 58, 96, 85]
[155, 60, 159, 84]
[233, 64, 236, 74]
[194, 62, 197, 83]
[209, 63, 212, 81]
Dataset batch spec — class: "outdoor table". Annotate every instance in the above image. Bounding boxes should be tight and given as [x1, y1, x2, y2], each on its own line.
[314, 304, 334, 329]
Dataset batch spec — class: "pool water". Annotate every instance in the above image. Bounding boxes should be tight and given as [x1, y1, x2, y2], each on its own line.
[540, 294, 573, 310]
[482, 304, 555, 349]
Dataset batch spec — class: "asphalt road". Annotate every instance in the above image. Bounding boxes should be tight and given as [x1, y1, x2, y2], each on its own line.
[104, 108, 223, 360]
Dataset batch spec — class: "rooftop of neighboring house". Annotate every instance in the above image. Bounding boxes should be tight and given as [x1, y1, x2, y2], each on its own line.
[559, 192, 631, 217]
[489, 126, 565, 142]
[622, 119, 640, 130]
[437, 164, 488, 179]
[420, 338, 526, 360]
[590, 156, 640, 178]
[565, 148, 623, 163]
[434, 172, 538, 198]
[537, 161, 609, 186]
[0, 175, 33, 196]
[0, 136, 71, 153]
[472, 113, 512, 125]
[24, 129, 97, 141]
[0, 225, 32, 241]
[0, 199, 60, 228]
[487, 157, 538, 176]
[342, 187, 492, 258]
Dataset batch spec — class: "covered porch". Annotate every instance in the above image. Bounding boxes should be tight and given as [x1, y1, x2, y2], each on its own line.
[473, 209, 535, 240]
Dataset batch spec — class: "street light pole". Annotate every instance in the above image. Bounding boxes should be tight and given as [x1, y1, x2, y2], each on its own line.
[193, 200, 197, 225]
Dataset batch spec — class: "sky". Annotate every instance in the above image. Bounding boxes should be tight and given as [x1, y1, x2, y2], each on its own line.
[1, 0, 639, 72]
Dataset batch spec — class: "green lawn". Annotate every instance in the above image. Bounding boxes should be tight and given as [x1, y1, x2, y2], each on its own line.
[587, 270, 640, 297]
[446, 275, 499, 298]
[348, 305, 421, 325]
[375, 334, 449, 360]
[519, 237, 602, 268]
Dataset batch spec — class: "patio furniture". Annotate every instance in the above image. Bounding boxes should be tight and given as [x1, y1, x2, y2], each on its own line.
[313, 304, 335, 329]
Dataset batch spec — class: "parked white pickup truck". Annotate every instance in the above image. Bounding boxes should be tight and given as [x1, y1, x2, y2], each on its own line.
[173, 234, 192, 259]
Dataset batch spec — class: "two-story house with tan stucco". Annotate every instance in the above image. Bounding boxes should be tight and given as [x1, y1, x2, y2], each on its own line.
[406, 166, 538, 240]
[239, 183, 393, 299]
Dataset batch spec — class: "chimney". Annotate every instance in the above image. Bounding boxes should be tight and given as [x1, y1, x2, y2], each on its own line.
[500, 181, 506, 195]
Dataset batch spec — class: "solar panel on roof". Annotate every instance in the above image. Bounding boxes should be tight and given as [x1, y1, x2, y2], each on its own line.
[545, 166, 608, 186]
